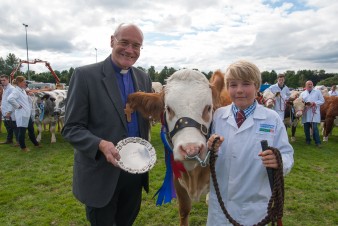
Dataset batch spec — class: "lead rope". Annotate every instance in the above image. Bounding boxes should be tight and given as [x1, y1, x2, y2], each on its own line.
[209, 138, 285, 226]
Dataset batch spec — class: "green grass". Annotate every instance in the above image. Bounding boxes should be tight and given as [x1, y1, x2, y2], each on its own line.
[0, 124, 337, 226]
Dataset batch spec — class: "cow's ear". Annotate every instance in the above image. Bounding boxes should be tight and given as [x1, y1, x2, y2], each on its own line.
[209, 70, 225, 92]
[127, 92, 164, 121]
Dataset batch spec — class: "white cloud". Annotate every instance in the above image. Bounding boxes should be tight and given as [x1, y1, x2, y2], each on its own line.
[0, 0, 337, 74]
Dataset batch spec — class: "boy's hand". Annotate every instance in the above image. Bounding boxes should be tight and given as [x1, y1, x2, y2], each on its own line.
[258, 150, 278, 169]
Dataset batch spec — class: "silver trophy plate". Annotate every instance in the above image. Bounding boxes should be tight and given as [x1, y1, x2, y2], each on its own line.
[116, 137, 157, 174]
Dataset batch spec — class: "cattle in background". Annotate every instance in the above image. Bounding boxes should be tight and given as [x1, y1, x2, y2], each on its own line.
[31, 90, 67, 143]
[314, 85, 329, 97]
[127, 69, 230, 226]
[284, 90, 302, 141]
[320, 96, 338, 141]
[152, 82, 163, 93]
[261, 89, 276, 109]
[50, 90, 67, 131]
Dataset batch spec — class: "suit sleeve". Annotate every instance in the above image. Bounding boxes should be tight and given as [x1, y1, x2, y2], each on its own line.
[61, 68, 101, 159]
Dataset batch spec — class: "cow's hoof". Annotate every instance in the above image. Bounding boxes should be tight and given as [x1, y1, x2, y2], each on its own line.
[323, 137, 328, 142]
[291, 137, 296, 142]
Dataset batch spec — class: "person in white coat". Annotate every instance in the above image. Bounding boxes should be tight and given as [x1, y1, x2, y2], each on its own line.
[7, 76, 39, 152]
[206, 60, 294, 226]
[328, 85, 337, 96]
[300, 80, 325, 147]
[0, 74, 18, 145]
[267, 73, 291, 120]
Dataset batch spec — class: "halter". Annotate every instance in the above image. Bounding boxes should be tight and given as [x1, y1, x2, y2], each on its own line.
[165, 112, 211, 167]
[169, 117, 209, 139]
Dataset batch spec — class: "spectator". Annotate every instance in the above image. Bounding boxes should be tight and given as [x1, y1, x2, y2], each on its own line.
[267, 73, 291, 120]
[300, 80, 325, 147]
[0, 74, 18, 145]
[62, 23, 152, 226]
[328, 85, 337, 96]
[7, 76, 40, 152]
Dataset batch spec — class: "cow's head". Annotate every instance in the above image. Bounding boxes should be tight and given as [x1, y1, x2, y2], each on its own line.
[293, 96, 305, 117]
[53, 90, 67, 116]
[262, 89, 276, 108]
[127, 69, 227, 171]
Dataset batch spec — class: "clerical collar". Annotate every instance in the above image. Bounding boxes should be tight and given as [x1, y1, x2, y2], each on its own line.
[120, 69, 129, 74]
[111, 60, 130, 75]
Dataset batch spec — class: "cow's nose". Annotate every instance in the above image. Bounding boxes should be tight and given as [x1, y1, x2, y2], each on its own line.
[181, 143, 203, 157]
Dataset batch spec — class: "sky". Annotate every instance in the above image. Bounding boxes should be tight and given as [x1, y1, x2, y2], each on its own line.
[1, 0, 338, 74]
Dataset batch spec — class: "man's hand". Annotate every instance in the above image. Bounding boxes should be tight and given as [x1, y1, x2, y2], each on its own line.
[99, 140, 121, 167]
[5, 112, 11, 119]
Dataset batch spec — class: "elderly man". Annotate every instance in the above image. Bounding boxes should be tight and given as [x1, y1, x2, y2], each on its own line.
[267, 73, 291, 120]
[0, 74, 18, 145]
[300, 80, 325, 148]
[62, 23, 152, 226]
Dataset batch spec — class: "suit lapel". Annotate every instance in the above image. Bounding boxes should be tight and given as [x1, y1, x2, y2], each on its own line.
[101, 57, 127, 130]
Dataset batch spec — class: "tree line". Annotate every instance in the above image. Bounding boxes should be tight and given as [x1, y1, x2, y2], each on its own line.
[1, 53, 337, 88]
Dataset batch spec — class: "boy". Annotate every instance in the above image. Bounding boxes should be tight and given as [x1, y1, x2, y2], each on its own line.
[207, 60, 294, 225]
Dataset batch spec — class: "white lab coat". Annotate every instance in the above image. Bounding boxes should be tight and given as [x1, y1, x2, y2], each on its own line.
[7, 86, 31, 127]
[1, 83, 16, 120]
[267, 83, 291, 120]
[300, 89, 325, 123]
[207, 103, 294, 226]
[328, 90, 337, 96]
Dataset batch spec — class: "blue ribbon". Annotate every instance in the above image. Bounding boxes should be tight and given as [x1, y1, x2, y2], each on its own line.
[153, 124, 177, 206]
[39, 103, 45, 121]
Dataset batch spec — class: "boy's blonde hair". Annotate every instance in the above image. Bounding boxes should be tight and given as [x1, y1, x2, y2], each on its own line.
[225, 60, 261, 90]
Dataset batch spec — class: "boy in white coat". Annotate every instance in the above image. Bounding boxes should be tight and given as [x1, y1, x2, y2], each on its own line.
[206, 60, 294, 226]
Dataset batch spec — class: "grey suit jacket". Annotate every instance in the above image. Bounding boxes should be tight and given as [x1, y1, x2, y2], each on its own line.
[62, 55, 152, 207]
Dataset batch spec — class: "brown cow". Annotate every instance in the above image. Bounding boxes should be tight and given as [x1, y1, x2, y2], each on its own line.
[127, 69, 230, 226]
[321, 96, 338, 141]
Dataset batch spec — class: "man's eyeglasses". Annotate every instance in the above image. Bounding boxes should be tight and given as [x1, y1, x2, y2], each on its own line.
[114, 37, 142, 51]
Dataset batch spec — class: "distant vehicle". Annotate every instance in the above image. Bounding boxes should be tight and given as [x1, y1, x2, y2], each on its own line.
[28, 83, 56, 90]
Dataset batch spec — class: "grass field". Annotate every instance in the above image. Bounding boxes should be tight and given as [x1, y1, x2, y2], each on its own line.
[0, 124, 337, 226]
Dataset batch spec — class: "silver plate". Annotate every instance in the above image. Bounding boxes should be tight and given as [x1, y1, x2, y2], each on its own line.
[116, 137, 157, 174]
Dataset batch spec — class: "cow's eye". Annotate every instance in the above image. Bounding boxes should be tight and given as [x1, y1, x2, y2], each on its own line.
[166, 106, 172, 114]
[202, 105, 212, 122]
[166, 105, 175, 120]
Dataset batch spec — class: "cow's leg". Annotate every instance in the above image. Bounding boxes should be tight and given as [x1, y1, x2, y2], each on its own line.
[174, 179, 192, 226]
[36, 121, 42, 142]
[323, 117, 335, 142]
[50, 120, 56, 143]
[57, 118, 61, 132]
[291, 125, 297, 142]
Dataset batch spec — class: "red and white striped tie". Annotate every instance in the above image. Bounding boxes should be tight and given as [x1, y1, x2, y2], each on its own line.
[236, 110, 246, 128]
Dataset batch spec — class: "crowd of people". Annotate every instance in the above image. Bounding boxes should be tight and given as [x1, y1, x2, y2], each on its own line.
[1, 22, 335, 226]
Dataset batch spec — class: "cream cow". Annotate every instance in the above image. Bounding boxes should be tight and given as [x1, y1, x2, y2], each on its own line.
[127, 69, 229, 226]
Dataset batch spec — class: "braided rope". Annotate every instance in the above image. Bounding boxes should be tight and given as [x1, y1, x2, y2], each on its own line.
[209, 140, 284, 226]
